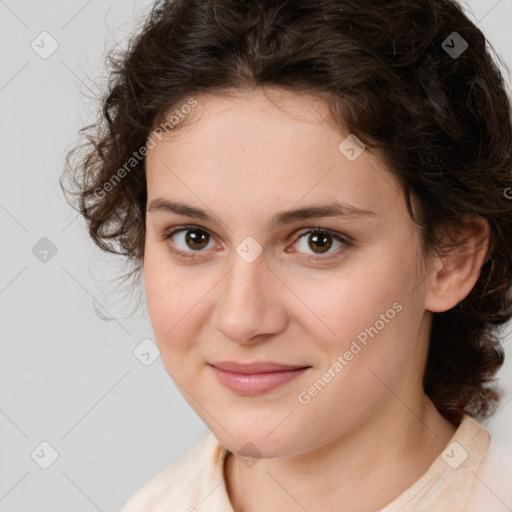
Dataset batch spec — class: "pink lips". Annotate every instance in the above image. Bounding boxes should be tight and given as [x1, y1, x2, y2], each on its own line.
[210, 361, 311, 395]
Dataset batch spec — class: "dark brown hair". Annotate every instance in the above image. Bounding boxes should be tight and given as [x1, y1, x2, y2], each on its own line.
[61, 0, 512, 424]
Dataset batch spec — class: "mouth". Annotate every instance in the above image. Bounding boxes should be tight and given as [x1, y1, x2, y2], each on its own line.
[209, 361, 312, 395]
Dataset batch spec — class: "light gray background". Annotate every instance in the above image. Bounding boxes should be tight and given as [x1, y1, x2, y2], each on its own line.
[1, 1, 511, 511]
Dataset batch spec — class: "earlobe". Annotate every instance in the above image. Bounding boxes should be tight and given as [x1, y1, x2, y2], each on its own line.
[424, 217, 490, 313]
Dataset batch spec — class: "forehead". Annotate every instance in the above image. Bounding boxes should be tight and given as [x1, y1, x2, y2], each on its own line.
[145, 88, 406, 226]
[149, 87, 341, 157]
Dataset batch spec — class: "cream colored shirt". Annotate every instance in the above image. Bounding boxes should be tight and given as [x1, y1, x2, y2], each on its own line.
[120, 415, 490, 512]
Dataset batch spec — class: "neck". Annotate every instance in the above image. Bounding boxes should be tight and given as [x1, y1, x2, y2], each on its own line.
[224, 395, 457, 512]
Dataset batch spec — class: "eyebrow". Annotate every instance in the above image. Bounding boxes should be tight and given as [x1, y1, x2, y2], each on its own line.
[147, 198, 377, 230]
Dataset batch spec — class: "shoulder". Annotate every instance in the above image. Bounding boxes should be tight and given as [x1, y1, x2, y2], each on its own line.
[120, 431, 223, 512]
[464, 420, 512, 512]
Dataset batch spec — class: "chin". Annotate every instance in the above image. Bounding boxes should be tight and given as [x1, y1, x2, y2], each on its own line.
[211, 421, 305, 459]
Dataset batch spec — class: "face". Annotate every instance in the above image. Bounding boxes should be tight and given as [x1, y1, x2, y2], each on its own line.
[143, 88, 434, 458]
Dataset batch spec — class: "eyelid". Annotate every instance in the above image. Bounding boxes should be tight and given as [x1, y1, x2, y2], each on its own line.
[292, 227, 353, 245]
[289, 227, 353, 259]
[161, 224, 353, 259]
[160, 224, 219, 259]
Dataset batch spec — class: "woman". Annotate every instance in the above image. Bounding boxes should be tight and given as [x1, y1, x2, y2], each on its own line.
[61, 0, 512, 510]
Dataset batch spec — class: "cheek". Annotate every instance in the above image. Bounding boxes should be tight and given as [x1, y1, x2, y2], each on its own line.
[143, 248, 203, 348]
[304, 268, 401, 348]
[304, 254, 423, 387]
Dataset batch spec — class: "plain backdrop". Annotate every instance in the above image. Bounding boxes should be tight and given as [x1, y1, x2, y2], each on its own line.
[0, 1, 511, 511]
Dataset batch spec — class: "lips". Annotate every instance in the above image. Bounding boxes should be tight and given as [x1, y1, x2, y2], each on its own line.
[209, 361, 311, 395]
[210, 361, 309, 374]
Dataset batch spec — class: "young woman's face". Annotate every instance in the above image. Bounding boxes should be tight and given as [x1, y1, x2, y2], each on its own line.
[144, 88, 434, 458]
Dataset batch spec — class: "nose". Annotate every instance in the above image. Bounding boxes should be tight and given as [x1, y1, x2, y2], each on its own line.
[211, 250, 287, 345]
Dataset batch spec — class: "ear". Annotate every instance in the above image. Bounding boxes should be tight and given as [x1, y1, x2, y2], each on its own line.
[424, 216, 491, 313]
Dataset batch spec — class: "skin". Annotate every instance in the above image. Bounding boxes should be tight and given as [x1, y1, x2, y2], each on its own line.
[143, 87, 490, 512]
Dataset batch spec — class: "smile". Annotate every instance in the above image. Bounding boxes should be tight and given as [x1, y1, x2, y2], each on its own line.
[209, 362, 311, 395]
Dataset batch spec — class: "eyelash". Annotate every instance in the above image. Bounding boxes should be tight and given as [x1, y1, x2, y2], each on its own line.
[160, 224, 353, 261]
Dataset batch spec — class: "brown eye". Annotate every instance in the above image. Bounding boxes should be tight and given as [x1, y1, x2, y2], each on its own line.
[293, 228, 350, 258]
[183, 229, 210, 250]
[307, 232, 333, 253]
[163, 226, 215, 255]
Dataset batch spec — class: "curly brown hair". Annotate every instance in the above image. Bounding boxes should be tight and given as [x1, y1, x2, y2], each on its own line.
[61, 0, 512, 424]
